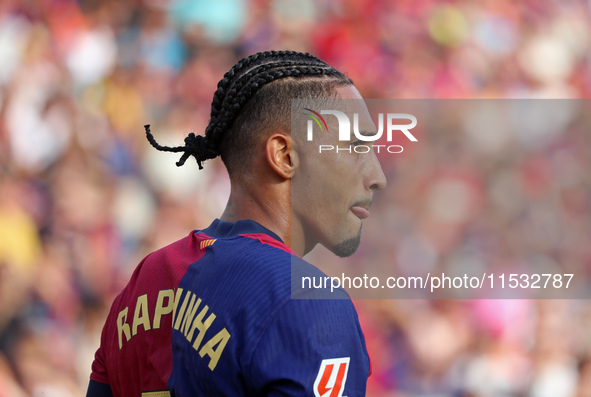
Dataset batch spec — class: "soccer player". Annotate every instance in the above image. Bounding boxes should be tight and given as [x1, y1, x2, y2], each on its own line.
[87, 50, 386, 397]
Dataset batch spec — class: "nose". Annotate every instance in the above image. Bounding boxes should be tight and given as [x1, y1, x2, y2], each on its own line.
[366, 150, 387, 192]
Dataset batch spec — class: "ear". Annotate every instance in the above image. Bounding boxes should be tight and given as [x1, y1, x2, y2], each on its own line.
[265, 133, 293, 179]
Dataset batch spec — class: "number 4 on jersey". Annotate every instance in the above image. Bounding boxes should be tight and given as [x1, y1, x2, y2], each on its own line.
[313, 357, 350, 397]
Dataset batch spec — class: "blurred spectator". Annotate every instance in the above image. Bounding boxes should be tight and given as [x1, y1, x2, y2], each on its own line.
[1, 0, 591, 395]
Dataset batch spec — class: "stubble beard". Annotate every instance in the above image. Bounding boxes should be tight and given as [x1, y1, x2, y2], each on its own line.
[332, 227, 362, 258]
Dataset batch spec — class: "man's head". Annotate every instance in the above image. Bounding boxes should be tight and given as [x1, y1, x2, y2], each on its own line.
[210, 52, 356, 180]
[146, 50, 386, 256]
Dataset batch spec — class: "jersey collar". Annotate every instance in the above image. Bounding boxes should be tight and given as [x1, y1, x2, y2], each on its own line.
[202, 219, 284, 244]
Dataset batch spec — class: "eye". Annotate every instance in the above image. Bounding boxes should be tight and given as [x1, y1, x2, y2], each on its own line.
[350, 140, 363, 147]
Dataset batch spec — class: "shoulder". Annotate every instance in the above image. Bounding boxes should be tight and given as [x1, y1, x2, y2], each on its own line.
[245, 273, 369, 396]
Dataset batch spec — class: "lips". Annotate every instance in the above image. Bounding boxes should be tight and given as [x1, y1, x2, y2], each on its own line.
[350, 206, 370, 219]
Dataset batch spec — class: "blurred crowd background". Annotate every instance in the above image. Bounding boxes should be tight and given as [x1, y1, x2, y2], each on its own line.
[1, 0, 591, 396]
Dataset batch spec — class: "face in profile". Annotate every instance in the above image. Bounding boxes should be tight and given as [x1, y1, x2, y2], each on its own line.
[291, 85, 387, 257]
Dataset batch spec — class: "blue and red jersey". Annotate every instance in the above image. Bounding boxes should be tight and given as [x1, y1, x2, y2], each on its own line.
[89, 219, 369, 397]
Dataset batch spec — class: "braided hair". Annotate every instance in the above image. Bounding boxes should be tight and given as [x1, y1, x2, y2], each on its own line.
[145, 50, 352, 173]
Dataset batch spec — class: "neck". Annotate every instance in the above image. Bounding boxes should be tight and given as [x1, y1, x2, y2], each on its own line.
[220, 183, 302, 255]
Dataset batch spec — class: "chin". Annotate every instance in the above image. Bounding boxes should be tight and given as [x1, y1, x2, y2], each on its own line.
[331, 232, 362, 258]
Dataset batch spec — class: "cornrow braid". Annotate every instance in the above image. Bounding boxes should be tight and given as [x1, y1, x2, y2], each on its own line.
[210, 51, 328, 120]
[210, 57, 330, 123]
[145, 50, 352, 172]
